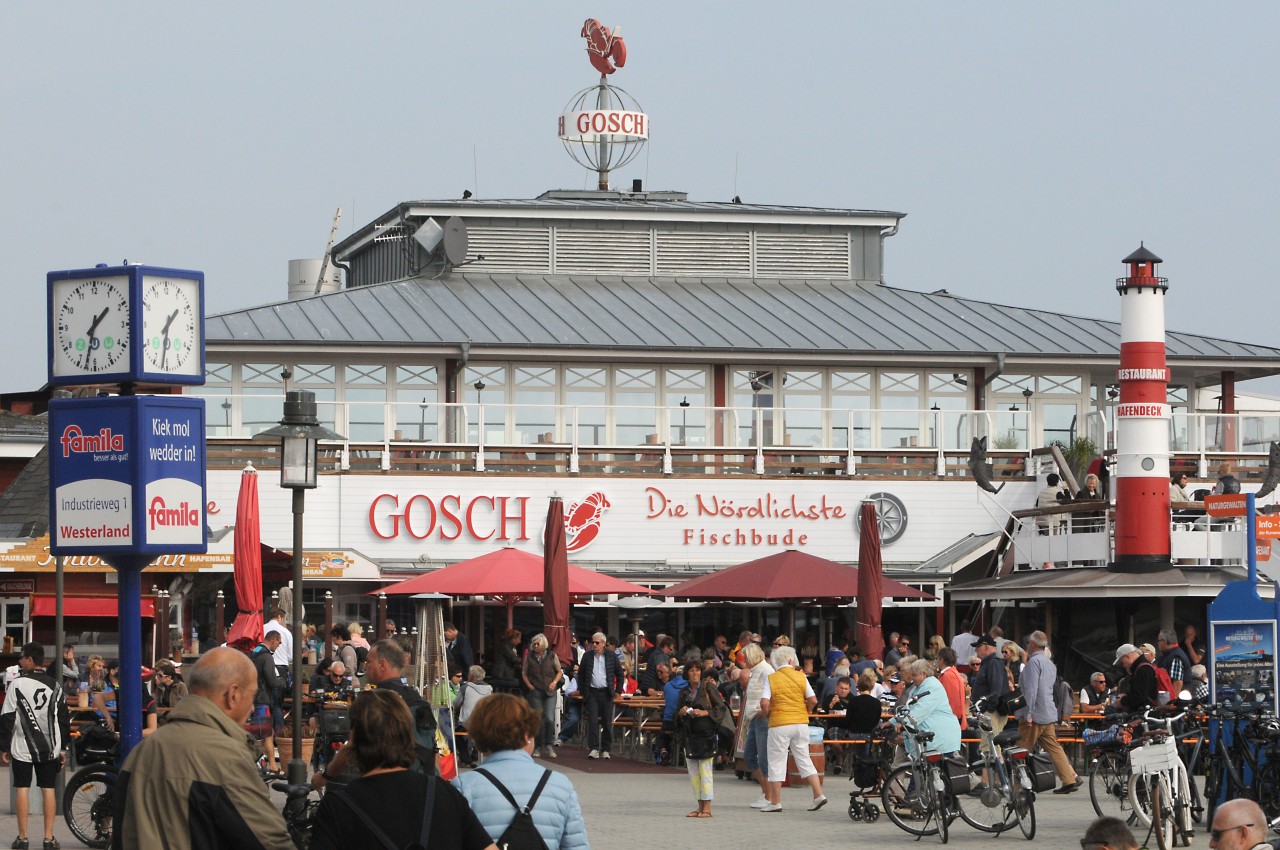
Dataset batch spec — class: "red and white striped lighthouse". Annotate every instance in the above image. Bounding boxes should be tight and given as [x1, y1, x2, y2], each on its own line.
[1111, 244, 1172, 573]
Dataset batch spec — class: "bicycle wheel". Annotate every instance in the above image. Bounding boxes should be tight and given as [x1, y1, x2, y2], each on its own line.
[1173, 765, 1194, 847]
[1090, 749, 1134, 821]
[1202, 753, 1223, 832]
[63, 765, 114, 850]
[1149, 774, 1173, 850]
[954, 757, 1014, 833]
[1256, 760, 1280, 822]
[882, 763, 940, 837]
[1010, 762, 1037, 841]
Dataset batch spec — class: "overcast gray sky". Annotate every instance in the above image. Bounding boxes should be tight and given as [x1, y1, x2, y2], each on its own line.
[4, 4, 1277, 394]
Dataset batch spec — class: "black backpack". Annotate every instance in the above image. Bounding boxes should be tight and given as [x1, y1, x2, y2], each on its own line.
[73, 722, 120, 765]
[474, 768, 551, 850]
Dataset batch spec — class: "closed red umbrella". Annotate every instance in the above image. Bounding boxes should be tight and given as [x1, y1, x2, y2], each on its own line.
[226, 465, 264, 645]
[856, 500, 885, 661]
[543, 497, 572, 666]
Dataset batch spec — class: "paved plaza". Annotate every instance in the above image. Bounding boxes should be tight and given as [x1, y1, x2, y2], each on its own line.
[0, 751, 1213, 850]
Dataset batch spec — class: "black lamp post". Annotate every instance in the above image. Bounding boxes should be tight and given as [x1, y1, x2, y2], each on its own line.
[254, 390, 344, 784]
[679, 396, 690, 446]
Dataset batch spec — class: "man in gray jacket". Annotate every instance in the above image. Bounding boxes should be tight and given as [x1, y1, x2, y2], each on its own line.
[1016, 631, 1081, 793]
[113, 648, 293, 850]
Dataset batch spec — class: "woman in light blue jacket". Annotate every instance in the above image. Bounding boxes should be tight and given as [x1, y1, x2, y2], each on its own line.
[454, 693, 590, 850]
[891, 660, 961, 756]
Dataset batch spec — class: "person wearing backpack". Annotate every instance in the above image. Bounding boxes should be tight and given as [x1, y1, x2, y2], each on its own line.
[455, 693, 589, 850]
[309, 689, 494, 850]
[1114, 643, 1160, 712]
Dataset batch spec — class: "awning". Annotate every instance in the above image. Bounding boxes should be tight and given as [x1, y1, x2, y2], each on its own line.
[913, 532, 1002, 580]
[31, 595, 156, 618]
[948, 566, 1251, 602]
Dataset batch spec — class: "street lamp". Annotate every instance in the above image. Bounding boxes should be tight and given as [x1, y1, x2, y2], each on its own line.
[254, 390, 344, 785]
[418, 396, 428, 441]
[679, 396, 690, 446]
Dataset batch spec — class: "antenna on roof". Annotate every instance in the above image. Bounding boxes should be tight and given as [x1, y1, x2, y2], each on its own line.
[313, 207, 343, 296]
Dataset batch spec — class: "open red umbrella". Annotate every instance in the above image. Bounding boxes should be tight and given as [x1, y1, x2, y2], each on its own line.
[543, 497, 572, 666]
[377, 548, 653, 627]
[226, 465, 264, 645]
[856, 501, 885, 661]
[664, 549, 931, 604]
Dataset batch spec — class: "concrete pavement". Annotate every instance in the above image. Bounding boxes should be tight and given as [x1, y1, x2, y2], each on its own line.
[0, 756, 1210, 849]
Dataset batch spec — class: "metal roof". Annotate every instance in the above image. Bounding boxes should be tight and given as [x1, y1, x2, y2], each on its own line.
[207, 274, 1280, 370]
[948, 565, 1247, 601]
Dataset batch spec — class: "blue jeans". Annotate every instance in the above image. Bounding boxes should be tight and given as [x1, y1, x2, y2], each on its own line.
[526, 689, 557, 748]
[558, 700, 582, 744]
[743, 715, 769, 774]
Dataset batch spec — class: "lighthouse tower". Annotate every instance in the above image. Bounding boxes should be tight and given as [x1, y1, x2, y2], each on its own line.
[1111, 244, 1172, 573]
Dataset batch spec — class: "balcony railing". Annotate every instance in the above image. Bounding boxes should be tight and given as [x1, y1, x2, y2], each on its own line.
[191, 393, 1280, 478]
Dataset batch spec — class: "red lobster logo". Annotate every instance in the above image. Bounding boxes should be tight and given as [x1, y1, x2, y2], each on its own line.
[581, 18, 627, 76]
[564, 491, 611, 552]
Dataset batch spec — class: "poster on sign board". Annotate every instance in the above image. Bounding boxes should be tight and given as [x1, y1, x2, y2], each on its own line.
[1210, 620, 1278, 714]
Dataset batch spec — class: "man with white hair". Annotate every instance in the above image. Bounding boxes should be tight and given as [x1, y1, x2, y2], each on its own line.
[576, 630, 622, 760]
[1017, 631, 1081, 793]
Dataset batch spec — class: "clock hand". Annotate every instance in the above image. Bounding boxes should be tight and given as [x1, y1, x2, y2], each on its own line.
[82, 307, 109, 369]
[160, 310, 179, 369]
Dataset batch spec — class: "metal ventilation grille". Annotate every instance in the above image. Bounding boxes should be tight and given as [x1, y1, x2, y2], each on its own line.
[755, 233, 851, 279]
[468, 226, 552, 274]
[655, 232, 751, 276]
[554, 229, 652, 275]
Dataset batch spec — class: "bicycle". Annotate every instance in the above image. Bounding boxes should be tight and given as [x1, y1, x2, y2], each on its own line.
[1128, 725, 1194, 850]
[879, 704, 959, 844]
[1203, 699, 1280, 829]
[951, 701, 1036, 840]
[273, 781, 323, 849]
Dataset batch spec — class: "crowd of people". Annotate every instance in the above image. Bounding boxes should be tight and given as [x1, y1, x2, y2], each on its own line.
[0, 611, 1233, 848]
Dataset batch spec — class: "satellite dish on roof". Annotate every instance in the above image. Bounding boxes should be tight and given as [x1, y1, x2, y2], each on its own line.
[443, 217, 469, 266]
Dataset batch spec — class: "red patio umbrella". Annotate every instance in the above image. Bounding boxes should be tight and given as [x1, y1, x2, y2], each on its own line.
[855, 501, 885, 661]
[377, 548, 653, 628]
[543, 497, 573, 666]
[664, 549, 931, 604]
[226, 465, 264, 645]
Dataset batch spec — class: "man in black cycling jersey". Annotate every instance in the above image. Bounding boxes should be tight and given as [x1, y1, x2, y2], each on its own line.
[1115, 643, 1159, 712]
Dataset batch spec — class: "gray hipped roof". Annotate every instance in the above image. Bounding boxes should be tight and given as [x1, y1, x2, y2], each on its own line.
[208, 274, 1280, 370]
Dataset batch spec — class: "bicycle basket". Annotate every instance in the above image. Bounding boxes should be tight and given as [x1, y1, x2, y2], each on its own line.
[319, 707, 350, 738]
[1128, 737, 1179, 775]
[73, 723, 120, 766]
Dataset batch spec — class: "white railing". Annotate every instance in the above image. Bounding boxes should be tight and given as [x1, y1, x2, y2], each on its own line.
[1007, 515, 1248, 571]
[191, 392, 1280, 471]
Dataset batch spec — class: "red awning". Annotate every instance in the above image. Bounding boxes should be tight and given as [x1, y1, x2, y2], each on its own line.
[31, 596, 156, 619]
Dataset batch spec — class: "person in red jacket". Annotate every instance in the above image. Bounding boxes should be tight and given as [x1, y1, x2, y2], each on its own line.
[935, 648, 969, 732]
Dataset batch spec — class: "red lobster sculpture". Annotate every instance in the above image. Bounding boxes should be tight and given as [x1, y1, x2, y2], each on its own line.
[581, 18, 627, 76]
[564, 491, 610, 553]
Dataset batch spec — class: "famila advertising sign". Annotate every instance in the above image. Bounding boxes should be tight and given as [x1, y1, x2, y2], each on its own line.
[49, 395, 207, 557]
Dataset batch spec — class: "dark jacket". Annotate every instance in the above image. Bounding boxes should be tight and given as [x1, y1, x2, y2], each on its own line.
[0, 669, 69, 762]
[1120, 658, 1160, 712]
[113, 694, 293, 850]
[970, 654, 1011, 707]
[574, 648, 622, 695]
[447, 632, 475, 673]
[251, 645, 285, 707]
[676, 678, 726, 760]
[375, 676, 437, 769]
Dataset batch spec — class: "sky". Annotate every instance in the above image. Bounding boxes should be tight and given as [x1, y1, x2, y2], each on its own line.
[3, 4, 1278, 395]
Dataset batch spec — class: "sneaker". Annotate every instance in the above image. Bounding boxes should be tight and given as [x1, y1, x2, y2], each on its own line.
[42, 842, 58, 850]
[12, 840, 28, 850]
[544, 747, 557, 759]
[532, 748, 542, 758]
[554, 739, 564, 747]
[761, 803, 782, 813]
[750, 795, 769, 809]
[601, 751, 611, 760]
[808, 796, 828, 812]
[831, 764, 843, 775]
[588, 749, 600, 759]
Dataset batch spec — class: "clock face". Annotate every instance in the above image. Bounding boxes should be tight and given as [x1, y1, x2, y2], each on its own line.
[142, 276, 201, 375]
[52, 277, 131, 375]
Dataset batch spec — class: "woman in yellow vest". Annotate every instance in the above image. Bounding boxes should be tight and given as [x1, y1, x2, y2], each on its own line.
[757, 645, 827, 813]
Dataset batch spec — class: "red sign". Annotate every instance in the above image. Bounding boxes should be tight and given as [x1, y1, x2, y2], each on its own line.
[1258, 515, 1280, 540]
[1116, 403, 1171, 418]
[1205, 494, 1249, 518]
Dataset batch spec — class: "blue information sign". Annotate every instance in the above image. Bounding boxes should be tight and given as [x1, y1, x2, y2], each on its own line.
[49, 395, 207, 557]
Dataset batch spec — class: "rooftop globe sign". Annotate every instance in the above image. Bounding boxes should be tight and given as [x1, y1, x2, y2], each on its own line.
[558, 18, 647, 191]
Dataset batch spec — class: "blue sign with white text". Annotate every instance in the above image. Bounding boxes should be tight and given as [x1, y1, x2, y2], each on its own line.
[50, 395, 207, 558]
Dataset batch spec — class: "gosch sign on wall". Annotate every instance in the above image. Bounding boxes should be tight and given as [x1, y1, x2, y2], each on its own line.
[558, 110, 648, 142]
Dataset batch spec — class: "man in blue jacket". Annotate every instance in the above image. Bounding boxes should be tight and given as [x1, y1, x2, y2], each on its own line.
[1016, 631, 1081, 793]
